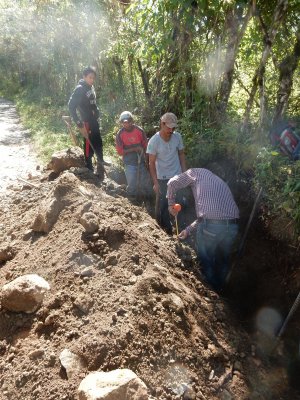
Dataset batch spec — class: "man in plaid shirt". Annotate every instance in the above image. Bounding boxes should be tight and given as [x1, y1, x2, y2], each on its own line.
[167, 168, 239, 291]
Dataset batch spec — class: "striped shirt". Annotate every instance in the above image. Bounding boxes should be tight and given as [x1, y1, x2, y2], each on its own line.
[167, 168, 239, 234]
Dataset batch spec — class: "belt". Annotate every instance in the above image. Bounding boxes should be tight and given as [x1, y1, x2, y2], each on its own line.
[199, 218, 238, 225]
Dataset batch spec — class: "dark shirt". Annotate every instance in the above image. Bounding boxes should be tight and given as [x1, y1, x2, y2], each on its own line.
[68, 79, 100, 125]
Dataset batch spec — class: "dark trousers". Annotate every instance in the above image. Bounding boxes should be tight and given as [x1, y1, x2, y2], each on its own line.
[155, 179, 184, 235]
[83, 119, 103, 170]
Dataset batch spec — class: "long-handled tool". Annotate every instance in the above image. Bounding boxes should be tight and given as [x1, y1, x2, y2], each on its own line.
[62, 116, 105, 180]
[136, 150, 143, 201]
[226, 186, 263, 282]
[62, 116, 79, 146]
[237, 186, 263, 257]
[277, 290, 300, 339]
[173, 203, 182, 236]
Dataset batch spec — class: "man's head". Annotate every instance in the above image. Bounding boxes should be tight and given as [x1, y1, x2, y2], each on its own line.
[160, 112, 178, 135]
[120, 111, 134, 131]
[83, 66, 96, 86]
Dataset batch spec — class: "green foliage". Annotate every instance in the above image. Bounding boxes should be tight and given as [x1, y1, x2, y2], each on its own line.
[14, 90, 72, 162]
[255, 148, 300, 233]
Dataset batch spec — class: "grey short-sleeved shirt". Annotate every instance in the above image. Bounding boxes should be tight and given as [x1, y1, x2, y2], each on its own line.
[146, 131, 184, 180]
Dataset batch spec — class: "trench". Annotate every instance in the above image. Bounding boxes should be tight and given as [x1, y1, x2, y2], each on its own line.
[113, 161, 300, 395]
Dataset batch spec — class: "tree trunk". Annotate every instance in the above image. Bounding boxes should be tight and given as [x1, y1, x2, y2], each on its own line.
[272, 27, 300, 125]
[242, 0, 288, 131]
[217, 0, 254, 116]
[113, 56, 125, 94]
[128, 54, 137, 107]
[137, 59, 152, 105]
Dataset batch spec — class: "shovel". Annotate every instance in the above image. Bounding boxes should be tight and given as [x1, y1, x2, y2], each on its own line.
[136, 150, 143, 201]
[62, 116, 105, 180]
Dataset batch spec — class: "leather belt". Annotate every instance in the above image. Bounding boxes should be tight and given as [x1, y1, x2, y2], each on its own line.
[199, 218, 238, 225]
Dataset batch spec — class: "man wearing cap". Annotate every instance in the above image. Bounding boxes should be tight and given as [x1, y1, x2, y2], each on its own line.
[146, 112, 187, 234]
[167, 168, 239, 291]
[116, 111, 151, 198]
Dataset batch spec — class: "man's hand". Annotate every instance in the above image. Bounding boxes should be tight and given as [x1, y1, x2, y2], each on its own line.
[168, 205, 178, 217]
[78, 126, 89, 139]
[178, 229, 188, 240]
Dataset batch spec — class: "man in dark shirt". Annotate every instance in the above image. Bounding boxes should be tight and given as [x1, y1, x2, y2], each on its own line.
[68, 66, 109, 175]
[167, 168, 239, 291]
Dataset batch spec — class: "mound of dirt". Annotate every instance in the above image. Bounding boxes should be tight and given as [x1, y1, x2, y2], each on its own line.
[0, 167, 292, 400]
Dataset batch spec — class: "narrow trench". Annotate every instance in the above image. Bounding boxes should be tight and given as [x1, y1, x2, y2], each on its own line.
[107, 163, 300, 394]
[225, 215, 300, 393]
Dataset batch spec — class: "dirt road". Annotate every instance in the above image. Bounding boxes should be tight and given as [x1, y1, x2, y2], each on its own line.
[0, 98, 39, 192]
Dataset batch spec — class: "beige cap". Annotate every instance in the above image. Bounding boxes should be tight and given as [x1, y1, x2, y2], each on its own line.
[161, 112, 178, 129]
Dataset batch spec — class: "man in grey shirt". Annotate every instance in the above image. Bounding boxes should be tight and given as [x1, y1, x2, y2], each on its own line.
[147, 112, 187, 234]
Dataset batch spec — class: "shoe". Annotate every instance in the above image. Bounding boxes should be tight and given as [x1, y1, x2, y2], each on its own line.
[101, 160, 111, 167]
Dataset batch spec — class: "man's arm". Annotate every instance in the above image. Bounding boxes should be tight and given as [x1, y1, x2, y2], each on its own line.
[148, 154, 159, 194]
[167, 170, 194, 206]
[68, 86, 83, 127]
[178, 149, 187, 172]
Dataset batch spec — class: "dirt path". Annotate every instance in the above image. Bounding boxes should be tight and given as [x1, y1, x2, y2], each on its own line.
[0, 98, 39, 192]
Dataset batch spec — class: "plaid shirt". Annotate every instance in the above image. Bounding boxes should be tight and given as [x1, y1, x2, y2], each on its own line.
[167, 168, 239, 235]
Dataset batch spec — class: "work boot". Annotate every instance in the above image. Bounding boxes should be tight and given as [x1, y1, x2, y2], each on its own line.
[96, 162, 105, 181]
[101, 160, 111, 167]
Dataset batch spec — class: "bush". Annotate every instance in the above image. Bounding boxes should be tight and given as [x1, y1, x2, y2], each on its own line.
[254, 147, 300, 234]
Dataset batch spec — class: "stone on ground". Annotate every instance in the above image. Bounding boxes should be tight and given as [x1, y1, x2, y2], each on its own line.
[79, 212, 99, 233]
[47, 147, 85, 174]
[59, 349, 86, 379]
[0, 243, 14, 262]
[78, 369, 148, 400]
[1, 274, 50, 313]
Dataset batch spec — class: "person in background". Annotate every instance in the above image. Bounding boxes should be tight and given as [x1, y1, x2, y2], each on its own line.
[167, 168, 239, 292]
[116, 111, 151, 199]
[68, 66, 110, 177]
[147, 112, 187, 234]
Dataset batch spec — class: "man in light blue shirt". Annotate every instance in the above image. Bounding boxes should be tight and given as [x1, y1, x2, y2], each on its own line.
[147, 112, 187, 234]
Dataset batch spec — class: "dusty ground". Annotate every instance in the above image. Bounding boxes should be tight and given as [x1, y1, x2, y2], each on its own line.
[0, 101, 298, 400]
[0, 98, 40, 192]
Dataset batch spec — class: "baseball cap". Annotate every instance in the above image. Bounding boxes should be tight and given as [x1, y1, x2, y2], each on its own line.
[120, 111, 133, 122]
[161, 112, 178, 129]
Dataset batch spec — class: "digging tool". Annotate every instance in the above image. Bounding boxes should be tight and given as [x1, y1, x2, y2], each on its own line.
[17, 177, 39, 188]
[62, 116, 105, 180]
[277, 290, 300, 339]
[237, 186, 263, 257]
[226, 187, 263, 282]
[136, 150, 143, 201]
[173, 203, 182, 236]
[62, 116, 79, 146]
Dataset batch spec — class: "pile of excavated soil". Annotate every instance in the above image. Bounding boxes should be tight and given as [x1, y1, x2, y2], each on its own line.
[0, 167, 294, 400]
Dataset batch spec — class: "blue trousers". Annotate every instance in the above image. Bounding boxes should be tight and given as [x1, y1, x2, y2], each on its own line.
[196, 220, 238, 290]
[124, 163, 152, 196]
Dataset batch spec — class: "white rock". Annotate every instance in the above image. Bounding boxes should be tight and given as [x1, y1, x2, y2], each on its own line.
[80, 267, 96, 278]
[59, 349, 85, 379]
[1, 274, 50, 313]
[78, 369, 148, 400]
[80, 212, 99, 233]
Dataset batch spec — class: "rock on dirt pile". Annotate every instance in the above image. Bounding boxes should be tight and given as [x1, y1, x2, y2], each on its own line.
[0, 167, 287, 399]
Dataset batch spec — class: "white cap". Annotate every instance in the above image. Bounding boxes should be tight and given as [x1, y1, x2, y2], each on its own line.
[120, 111, 133, 122]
